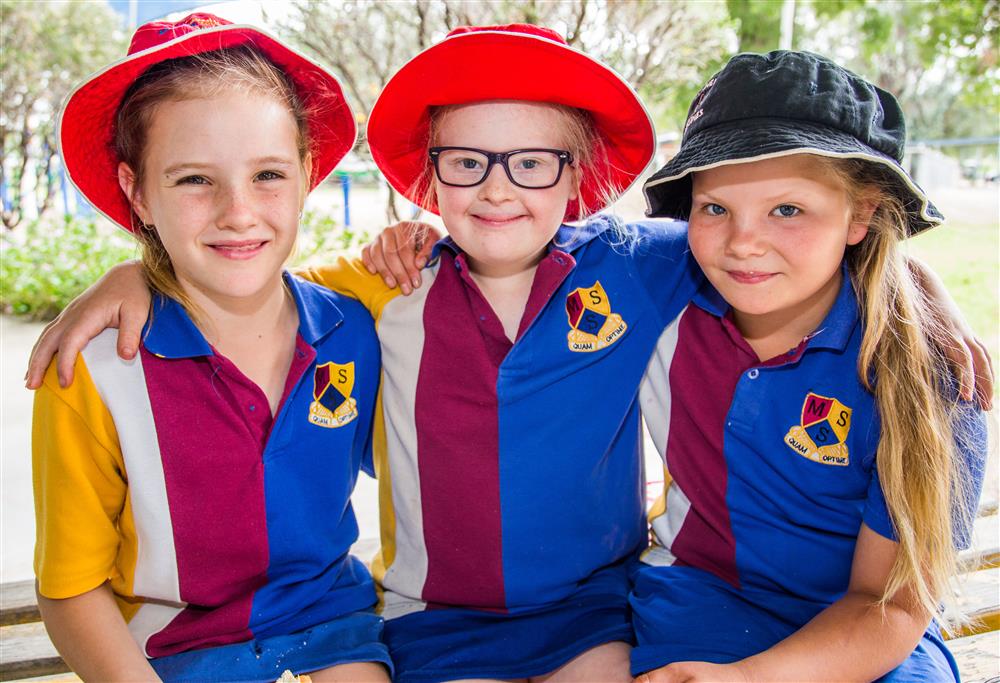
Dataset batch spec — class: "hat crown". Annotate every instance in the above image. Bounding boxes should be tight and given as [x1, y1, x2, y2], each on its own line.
[445, 23, 567, 46]
[683, 50, 906, 162]
[128, 13, 231, 55]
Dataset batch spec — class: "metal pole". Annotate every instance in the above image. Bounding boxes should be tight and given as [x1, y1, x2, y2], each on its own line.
[779, 0, 796, 50]
[340, 174, 351, 228]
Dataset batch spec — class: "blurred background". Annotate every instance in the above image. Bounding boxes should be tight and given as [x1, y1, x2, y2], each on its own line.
[2, 0, 997, 585]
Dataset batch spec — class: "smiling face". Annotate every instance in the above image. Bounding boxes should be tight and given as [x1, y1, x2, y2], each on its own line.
[120, 89, 307, 311]
[688, 154, 870, 345]
[433, 101, 579, 278]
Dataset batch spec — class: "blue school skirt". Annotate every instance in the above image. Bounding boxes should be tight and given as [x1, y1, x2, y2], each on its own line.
[149, 611, 392, 682]
[385, 557, 636, 683]
[629, 565, 959, 681]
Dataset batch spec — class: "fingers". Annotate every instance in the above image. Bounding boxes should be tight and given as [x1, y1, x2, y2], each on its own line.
[25, 317, 64, 389]
[116, 300, 147, 360]
[969, 337, 994, 411]
[380, 229, 417, 295]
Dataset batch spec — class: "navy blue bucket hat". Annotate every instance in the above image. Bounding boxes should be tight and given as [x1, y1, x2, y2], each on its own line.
[643, 50, 943, 234]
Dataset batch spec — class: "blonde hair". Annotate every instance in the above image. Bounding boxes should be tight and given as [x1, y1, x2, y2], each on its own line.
[409, 101, 616, 221]
[114, 45, 311, 319]
[824, 156, 975, 626]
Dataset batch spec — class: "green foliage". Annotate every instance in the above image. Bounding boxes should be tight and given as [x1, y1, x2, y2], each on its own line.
[0, 211, 370, 321]
[726, 0, 782, 52]
[1, 216, 137, 321]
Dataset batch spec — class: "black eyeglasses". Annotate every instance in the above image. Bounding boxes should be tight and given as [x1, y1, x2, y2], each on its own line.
[429, 147, 574, 189]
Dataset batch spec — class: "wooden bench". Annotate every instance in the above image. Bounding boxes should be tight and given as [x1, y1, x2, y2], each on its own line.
[1, 517, 997, 681]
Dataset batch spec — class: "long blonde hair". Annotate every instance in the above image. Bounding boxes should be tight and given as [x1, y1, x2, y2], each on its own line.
[113, 45, 312, 319]
[827, 156, 975, 625]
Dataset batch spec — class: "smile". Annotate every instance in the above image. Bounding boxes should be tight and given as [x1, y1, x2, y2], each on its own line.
[726, 270, 776, 284]
[471, 213, 526, 228]
[207, 240, 269, 260]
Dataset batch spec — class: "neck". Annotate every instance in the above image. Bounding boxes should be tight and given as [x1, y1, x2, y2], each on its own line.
[733, 269, 843, 361]
[182, 276, 296, 351]
[467, 254, 544, 343]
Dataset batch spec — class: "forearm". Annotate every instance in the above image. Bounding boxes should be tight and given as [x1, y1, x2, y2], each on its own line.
[739, 592, 928, 682]
[38, 583, 159, 682]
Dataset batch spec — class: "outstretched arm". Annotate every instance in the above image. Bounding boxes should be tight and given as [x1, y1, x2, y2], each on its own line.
[25, 261, 150, 389]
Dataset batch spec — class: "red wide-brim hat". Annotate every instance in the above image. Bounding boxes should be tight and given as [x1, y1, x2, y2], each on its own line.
[366, 24, 655, 222]
[58, 13, 356, 233]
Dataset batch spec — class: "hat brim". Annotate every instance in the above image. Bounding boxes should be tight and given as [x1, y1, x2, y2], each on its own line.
[59, 23, 356, 233]
[366, 30, 655, 221]
[643, 119, 943, 235]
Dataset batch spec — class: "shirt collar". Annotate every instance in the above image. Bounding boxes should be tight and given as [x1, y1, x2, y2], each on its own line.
[428, 214, 618, 262]
[692, 262, 859, 353]
[142, 271, 344, 358]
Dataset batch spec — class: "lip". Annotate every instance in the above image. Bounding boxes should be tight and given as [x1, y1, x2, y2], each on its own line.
[726, 270, 777, 284]
[471, 213, 527, 228]
[206, 239, 269, 260]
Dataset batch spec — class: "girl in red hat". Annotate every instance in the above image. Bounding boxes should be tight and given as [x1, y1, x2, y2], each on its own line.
[26, 26, 990, 683]
[30, 13, 391, 682]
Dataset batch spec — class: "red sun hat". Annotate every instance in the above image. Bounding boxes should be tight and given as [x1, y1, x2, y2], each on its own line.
[58, 13, 356, 233]
[366, 24, 655, 221]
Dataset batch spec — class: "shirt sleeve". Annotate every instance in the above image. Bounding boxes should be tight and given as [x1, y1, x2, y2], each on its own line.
[33, 356, 127, 599]
[298, 257, 397, 319]
[624, 220, 703, 328]
[863, 401, 989, 548]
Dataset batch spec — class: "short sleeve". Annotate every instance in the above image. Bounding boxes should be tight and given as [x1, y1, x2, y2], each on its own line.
[863, 401, 989, 547]
[33, 356, 127, 599]
[624, 220, 702, 327]
[298, 257, 397, 319]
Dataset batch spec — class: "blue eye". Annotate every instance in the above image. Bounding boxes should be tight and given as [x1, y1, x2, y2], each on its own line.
[256, 170, 284, 181]
[772, 204, 800, 217]
[703, 203, 726, 216]
[177, 175, 208, 185]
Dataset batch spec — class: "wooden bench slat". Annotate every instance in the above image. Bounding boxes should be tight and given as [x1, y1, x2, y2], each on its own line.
[948, 629, 1000, 682]
[0, 621, 68, 680]
[0, 581, 39, 628]
[944, 566, 1000, 640]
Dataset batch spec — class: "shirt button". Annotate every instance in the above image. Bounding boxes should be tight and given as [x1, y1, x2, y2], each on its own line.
[249, 404, 256, 412]
[479, 315, 486, 321]
[747, 368, 760, 379]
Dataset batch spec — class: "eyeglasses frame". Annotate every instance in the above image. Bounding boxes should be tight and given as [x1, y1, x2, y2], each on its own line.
[428, 146, 575, 189]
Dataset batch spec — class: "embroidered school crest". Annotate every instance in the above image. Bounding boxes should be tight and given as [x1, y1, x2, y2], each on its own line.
[783, 393, 852, 466]
[565, 281, 627, 352]
[309, 362, 359, 428]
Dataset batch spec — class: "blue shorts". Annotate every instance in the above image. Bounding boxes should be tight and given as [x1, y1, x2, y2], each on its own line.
[386, 558, 635, 683]
[630, 565, 958, 681]
[149, 611, 392, 682]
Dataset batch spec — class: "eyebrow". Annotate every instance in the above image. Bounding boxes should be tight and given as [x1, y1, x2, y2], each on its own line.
[162, 157, 297, 178]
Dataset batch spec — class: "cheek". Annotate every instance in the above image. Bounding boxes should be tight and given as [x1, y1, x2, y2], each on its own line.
[686, 222, 717, 266]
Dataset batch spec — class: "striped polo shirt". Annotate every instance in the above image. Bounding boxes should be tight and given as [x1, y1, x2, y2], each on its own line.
[33, 274, 381, 658]
[638, 272, 987, 605]
[305, 215, 701, 617]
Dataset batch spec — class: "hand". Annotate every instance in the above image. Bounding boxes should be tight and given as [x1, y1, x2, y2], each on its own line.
[24, 261, 151, 389]
[907, 257, 994, 410]
[361, 221, 441, 295]
[635, 661, 753, 683]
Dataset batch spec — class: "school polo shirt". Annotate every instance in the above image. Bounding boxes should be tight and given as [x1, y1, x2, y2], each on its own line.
[33, 274, 381, 658]
[638, 271, 988, 609]
[304, 215, 701, 616]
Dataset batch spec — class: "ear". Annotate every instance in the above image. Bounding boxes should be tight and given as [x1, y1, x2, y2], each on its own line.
[568, 163, 580, 202]
[847, 199, 877, 246]
[117, 162, 152, 226]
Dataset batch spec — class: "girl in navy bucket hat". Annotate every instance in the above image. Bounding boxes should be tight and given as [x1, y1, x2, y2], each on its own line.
[630, 51, 987, 682]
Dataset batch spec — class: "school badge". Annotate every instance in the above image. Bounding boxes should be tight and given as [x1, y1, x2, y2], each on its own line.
[565, 281, 627, 352]
[784, 393, 852, 466]
[309, 362, 359, 428]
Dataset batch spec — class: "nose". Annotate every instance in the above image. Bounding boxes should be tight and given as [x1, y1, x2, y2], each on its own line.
[476, 161, 516, 203]
[217, 183, 257, 231]
[724, 214, 767, 258]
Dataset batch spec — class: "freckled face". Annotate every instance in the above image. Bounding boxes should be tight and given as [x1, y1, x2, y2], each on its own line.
[433, 101, 578, 278]
[122, 90, 307, 309]
[687, 155, 869, 337]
